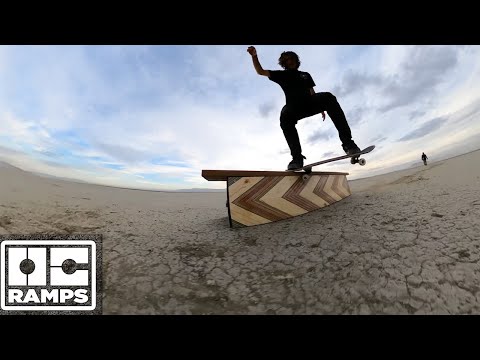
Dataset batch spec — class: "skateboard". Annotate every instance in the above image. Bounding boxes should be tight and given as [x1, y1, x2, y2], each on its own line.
[287, 145, 376, 174]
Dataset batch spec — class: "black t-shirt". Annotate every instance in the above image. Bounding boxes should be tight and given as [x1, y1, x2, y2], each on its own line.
[268, 69, 316, 105]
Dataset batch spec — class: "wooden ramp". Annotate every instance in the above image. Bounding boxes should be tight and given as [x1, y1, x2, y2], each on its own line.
[202, 170, 352, 228]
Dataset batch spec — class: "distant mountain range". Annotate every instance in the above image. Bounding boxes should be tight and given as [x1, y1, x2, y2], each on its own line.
[31, 171, 90, 184]
[0, 160, 223, 192]
[33, 171, 223, 192]
[172, 188, 224, 193]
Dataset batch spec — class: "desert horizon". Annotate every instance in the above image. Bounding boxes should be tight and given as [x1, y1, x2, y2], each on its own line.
[2, 145, 479, 193]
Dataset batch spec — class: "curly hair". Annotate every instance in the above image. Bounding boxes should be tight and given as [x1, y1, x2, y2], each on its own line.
[278, 51, 301, 69]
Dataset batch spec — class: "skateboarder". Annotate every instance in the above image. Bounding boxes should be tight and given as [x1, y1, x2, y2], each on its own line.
[247, 46, 361, 170]
[422, 152, 428, 165]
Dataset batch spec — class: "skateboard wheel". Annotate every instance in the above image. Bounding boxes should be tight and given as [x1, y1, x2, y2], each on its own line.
[358, 158, 366, 166]
[304, 167, 312, 174]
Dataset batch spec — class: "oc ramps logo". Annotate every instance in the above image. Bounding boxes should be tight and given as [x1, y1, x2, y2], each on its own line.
[1, 236, 102, 313]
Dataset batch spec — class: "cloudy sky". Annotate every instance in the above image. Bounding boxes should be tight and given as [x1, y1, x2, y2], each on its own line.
[1, 45, 480, 190]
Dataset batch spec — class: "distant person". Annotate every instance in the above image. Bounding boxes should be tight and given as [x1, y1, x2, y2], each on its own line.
[422, 152, 428, 165]
[247, 46, 362, 170]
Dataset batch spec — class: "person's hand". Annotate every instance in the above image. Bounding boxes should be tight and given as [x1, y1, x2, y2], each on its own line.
[321, 111, 326, 121]
[247, 46, 257, 56]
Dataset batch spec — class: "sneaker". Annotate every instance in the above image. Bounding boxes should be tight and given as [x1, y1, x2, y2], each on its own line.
[287, 155, 306, 170]
[342, 143, 361, 156]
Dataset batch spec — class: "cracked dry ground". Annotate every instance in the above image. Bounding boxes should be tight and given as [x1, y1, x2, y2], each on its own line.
[103, 161, 480, 314]
[1, 157, 479, 314]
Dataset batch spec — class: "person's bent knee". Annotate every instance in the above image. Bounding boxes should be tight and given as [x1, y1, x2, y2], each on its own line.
[280, 117, 294, 130]
[280, 108, 297, 130]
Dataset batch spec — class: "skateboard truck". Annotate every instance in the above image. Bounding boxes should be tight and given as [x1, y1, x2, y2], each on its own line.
[350, 155, 367, 166]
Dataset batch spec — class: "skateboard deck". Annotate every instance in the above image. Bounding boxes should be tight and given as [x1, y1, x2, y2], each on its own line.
[287, 145, 376, 173]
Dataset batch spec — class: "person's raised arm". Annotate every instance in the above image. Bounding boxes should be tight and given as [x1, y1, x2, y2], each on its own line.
[247, 46, 270, 77]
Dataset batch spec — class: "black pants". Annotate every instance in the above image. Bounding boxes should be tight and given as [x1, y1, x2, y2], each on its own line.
[280, 92, 354, 159]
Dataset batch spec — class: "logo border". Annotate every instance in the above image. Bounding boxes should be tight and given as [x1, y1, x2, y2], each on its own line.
[1, 240, 96, 311]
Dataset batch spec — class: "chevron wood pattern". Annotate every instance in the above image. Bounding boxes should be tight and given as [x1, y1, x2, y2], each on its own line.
[228, 174, 351, 227]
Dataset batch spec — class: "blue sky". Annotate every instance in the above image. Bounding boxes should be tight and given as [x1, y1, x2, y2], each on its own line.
[1, 45, 480, 190]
